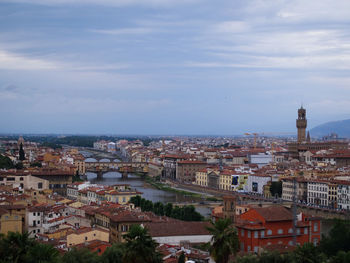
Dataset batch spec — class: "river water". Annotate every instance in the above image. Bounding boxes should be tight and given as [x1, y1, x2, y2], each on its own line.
[86, 171, 212, 217]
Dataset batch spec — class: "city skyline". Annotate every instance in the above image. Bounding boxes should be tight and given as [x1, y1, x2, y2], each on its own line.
[1, 0, 350, 134]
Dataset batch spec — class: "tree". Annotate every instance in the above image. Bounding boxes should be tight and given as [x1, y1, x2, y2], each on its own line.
[130, 195, 142, 207]
[100, 243, 125, 263]
[270, 181, 282, 197]
[329, 251, 350, 263]
[293, 243, 327, 263]
[30, 162, 42, 168]
[319, 219, 350, 256]
[26, 243, 60, 263]
[178, 252, 185, 263]
[19, 143, 25, 161]
[61, 248, 100, 263]
[0, 155, 14, 169]
[164, 203, 173, 217]
[153, 202, 164, 216]
[123, 224, 162, 263]
[206, 218, 239, 263]
[0, 232, 35, 263]
[15, 162, 24, 170]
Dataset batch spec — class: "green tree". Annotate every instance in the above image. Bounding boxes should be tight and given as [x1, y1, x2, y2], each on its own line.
[270, 181, 282, 197]
[19, 143, 25, 161]
[143, 200, 154, 212]
[26, 243, 60, 263]
[61, 248, 100, 263]
[130, 195, 142, 207]
[0, 155, 14, 169]
[153, 202, 164, 216]
[123, 224, 162, 263]
[178, 252, 185, 263]
[319, 219, 350, 256]
[329, 250, 350, 263]
[293, 243, 327, 263]
[206, 218, 239, 263]
[164, 203, 173, 217]
[30, 162, 42, 168]
[0, 232, 35, 263]
[101, 243, 125, 263]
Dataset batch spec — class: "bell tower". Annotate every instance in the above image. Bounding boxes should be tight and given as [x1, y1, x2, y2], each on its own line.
[296, 107, 307, 143]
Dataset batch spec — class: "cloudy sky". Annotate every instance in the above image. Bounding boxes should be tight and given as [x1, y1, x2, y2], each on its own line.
[0, 0, 349, 135]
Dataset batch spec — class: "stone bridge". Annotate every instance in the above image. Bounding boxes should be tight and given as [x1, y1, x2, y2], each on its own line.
[85, 158, 148, 179]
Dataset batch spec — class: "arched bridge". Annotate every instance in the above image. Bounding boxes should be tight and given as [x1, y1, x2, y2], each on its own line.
[85, 158, 148, 179]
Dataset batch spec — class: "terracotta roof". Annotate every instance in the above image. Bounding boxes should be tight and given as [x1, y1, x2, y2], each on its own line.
[144, 221, 211, 237]
[177, 160, 206, 165]
[254, 206, 293, 222]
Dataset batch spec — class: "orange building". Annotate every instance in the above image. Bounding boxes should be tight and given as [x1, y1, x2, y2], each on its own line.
[235, 206, 321, 253]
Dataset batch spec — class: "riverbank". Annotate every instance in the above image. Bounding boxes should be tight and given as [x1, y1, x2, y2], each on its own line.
[142, 175, 221, 202]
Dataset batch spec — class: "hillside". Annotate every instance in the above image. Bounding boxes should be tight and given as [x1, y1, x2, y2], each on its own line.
[310, 119, 350, 138]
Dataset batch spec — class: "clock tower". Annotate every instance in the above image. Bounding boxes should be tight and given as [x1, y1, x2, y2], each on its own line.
[296, 107, 307, 143]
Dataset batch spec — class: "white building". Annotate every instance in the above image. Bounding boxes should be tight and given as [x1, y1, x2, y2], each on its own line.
[107, 142, 116, 153]
[307, 180, 329, 207]
[249, 153, 273, 168]
[247, 174, 271, 194]
[337, 181, 350, 210]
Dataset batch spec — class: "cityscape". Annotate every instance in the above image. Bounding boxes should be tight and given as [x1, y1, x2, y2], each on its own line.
[1, 0, 350, 263]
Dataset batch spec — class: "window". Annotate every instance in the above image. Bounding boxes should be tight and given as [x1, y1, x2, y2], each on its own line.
[261, 230, 265, 238]
[288, 241, 293, 246]
[313, 223, 318, 232]
[254, 231, 258, 238]
[304, 228, 308, 234]
[278, 229, 283, 234]
[241, 229, 244, 237]
[33, 212, 36, 216]
[85, 237, 88, 241]
[297, 228, 301, 235]
[254, 246, 259, 253]
[38, 183, 43, 189]
[20, 177, 24, 181]
[38, 229, 40, 233]
[313, 238, 318, 246]
[267, 230, 272, 235]
[247, 246, 251, 252]
[248, 231, 251, 238]
[288, 228, 293, 234]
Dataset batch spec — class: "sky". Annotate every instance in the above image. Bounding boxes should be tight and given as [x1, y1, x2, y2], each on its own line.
[0, 0, 349, 135]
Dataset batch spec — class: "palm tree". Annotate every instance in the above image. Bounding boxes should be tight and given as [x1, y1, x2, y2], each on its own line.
[0, 232, 35, 263]
[123, 224, 162, 263]
[206, 218, 239, 263]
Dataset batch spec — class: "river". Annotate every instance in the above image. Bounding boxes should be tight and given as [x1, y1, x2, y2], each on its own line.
[86, 171, 213, 217]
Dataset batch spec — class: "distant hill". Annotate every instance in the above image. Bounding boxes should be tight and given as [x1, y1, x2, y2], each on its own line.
[310, 119, 350, 138]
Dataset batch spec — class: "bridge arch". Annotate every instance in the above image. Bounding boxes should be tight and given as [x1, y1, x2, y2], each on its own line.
[85, 158, 97, 162]
[99, 158, 111, 162]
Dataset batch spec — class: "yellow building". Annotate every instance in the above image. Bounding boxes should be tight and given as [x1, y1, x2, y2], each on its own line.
[104, 190, 140, 205]
[219, 170, 232, 191]
[66, 227, 109, 247]
[73, 157, 86, 176]
[195, 169, 208, 187]
[43, 228, 70, 239]
[0, 207, 23, 234]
